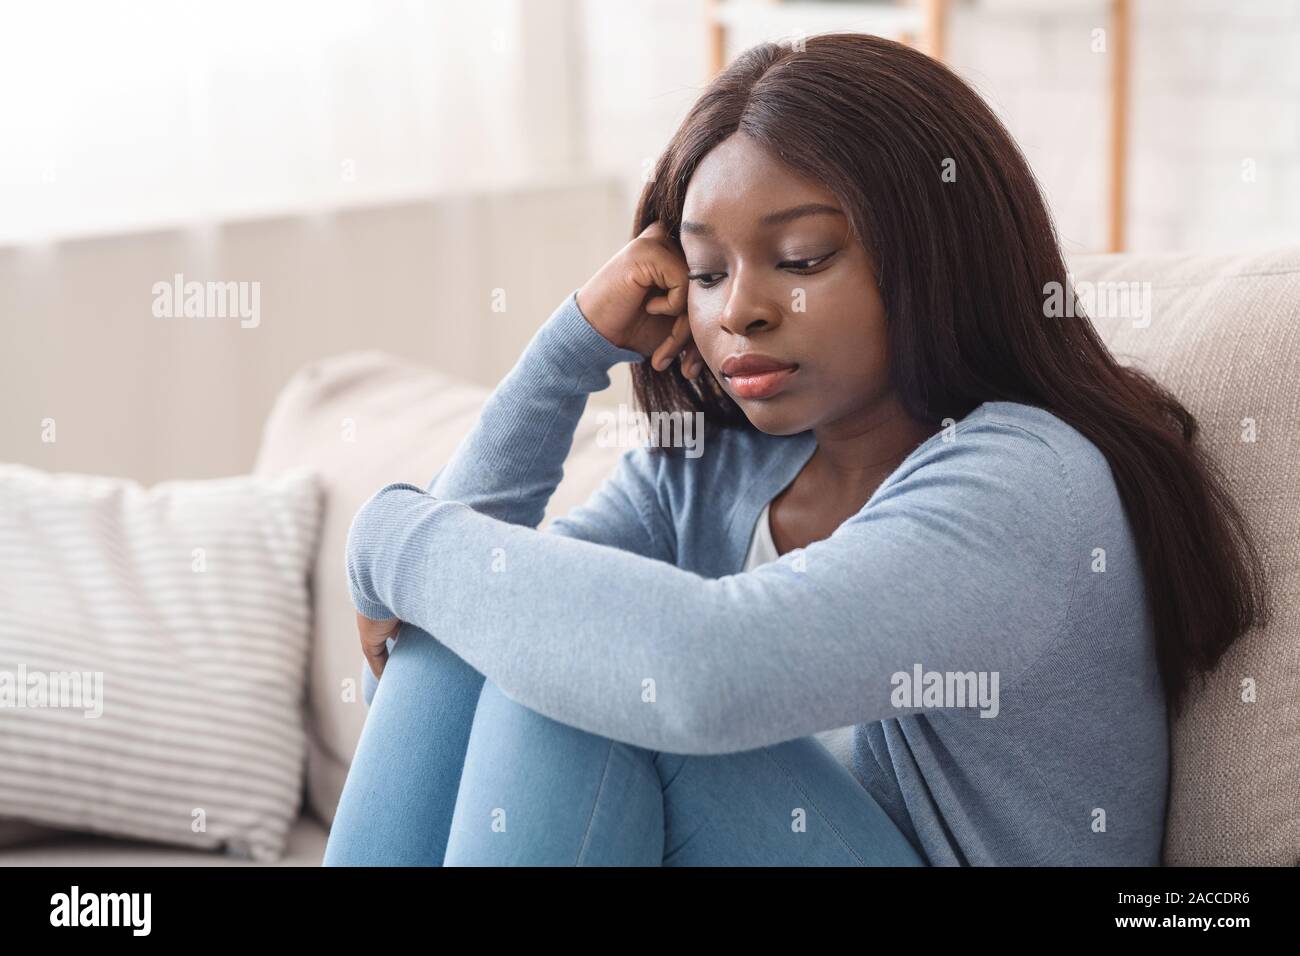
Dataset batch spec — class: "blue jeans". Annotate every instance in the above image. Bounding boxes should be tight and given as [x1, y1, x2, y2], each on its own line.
[322, 624, 927, 866]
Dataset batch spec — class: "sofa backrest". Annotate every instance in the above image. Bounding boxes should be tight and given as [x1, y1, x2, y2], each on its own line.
[1066, 247, 1300, 866]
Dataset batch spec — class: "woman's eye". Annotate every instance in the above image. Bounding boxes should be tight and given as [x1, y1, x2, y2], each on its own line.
[688, 251, 835, 287]
[779, 251, 836, 273]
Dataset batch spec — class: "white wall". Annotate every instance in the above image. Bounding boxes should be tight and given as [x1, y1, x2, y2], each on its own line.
[0, 180, 631, 484]
[946, 0, 1300, 254]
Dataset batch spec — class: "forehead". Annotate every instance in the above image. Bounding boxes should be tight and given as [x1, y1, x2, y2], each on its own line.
[682, 132, 840, 227]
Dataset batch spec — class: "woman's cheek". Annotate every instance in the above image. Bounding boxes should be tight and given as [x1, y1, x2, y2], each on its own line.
[686, 305, 715, 349]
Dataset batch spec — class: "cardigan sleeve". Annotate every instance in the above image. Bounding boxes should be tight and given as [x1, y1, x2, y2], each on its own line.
[346, 419, 1078, 754]
[355, 290, 669, 703]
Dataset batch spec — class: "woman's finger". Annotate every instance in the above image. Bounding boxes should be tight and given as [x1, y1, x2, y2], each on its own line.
[681, 341, 705, 380]
[642, 256, 688, 317]
[358, 611, 399, 680]
[650, 314, 689, 369]
[651, 313, 692, 371]
[363, 639, 388, 680]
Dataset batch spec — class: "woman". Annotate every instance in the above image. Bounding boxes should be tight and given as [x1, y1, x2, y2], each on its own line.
[322, 34, 1267, 866]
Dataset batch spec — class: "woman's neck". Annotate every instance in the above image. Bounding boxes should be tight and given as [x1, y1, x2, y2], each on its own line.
[769, 397, 940, 553]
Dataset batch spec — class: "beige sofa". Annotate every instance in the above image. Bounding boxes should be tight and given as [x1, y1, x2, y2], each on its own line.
[3, 247, 1297, 866]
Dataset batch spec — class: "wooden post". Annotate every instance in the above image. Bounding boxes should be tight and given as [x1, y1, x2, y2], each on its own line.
[923, 0, 948, 62]
[1107, 0, 1130, 252]
[707, 0, 726, 77]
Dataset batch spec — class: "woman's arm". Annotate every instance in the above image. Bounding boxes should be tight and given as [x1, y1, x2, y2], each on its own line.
[355, 236, 701, 701]
[355, 222, 701, 699]
[421, 219, 700, 526]
[354, 290, 676, 704]
[347, 419, 1077, 754]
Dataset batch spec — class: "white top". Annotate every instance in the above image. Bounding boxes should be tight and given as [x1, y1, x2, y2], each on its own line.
[744, 496, 856, 756]
[743, 499, 780, 570]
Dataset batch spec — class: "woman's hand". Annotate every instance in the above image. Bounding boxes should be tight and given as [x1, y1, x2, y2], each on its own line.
[576, 220, 705, 379]
[357, 610, 402, 680]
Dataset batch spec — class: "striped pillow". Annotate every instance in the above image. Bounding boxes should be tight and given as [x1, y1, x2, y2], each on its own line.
[0, 465, 321, 861]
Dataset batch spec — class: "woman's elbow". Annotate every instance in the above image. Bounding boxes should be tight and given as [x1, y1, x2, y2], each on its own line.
[343, 481, 424, 610]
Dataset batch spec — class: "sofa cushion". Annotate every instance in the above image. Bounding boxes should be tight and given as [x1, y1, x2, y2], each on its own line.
[0, 818, 63, 849]
[1067, 247, 1300, 866]
[0, 811, 327, 867]
[0, 466, 322, 862]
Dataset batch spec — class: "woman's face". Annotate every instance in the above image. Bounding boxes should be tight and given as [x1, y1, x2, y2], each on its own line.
[680, 132, 892, 437]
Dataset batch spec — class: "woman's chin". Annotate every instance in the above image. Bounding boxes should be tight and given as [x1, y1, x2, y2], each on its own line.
[741, 403, 814, 437]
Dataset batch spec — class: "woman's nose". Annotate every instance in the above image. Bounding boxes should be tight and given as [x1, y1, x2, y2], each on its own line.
[718, 267, 782, 337]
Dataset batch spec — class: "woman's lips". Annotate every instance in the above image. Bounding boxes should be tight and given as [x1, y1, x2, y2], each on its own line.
[726, 366, 797, 400]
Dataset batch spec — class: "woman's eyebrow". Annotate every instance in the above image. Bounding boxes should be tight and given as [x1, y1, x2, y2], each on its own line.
[680, 203, 844, 235]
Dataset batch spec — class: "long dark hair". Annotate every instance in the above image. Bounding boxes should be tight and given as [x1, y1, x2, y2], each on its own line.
[628, 33, 1269, 719]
